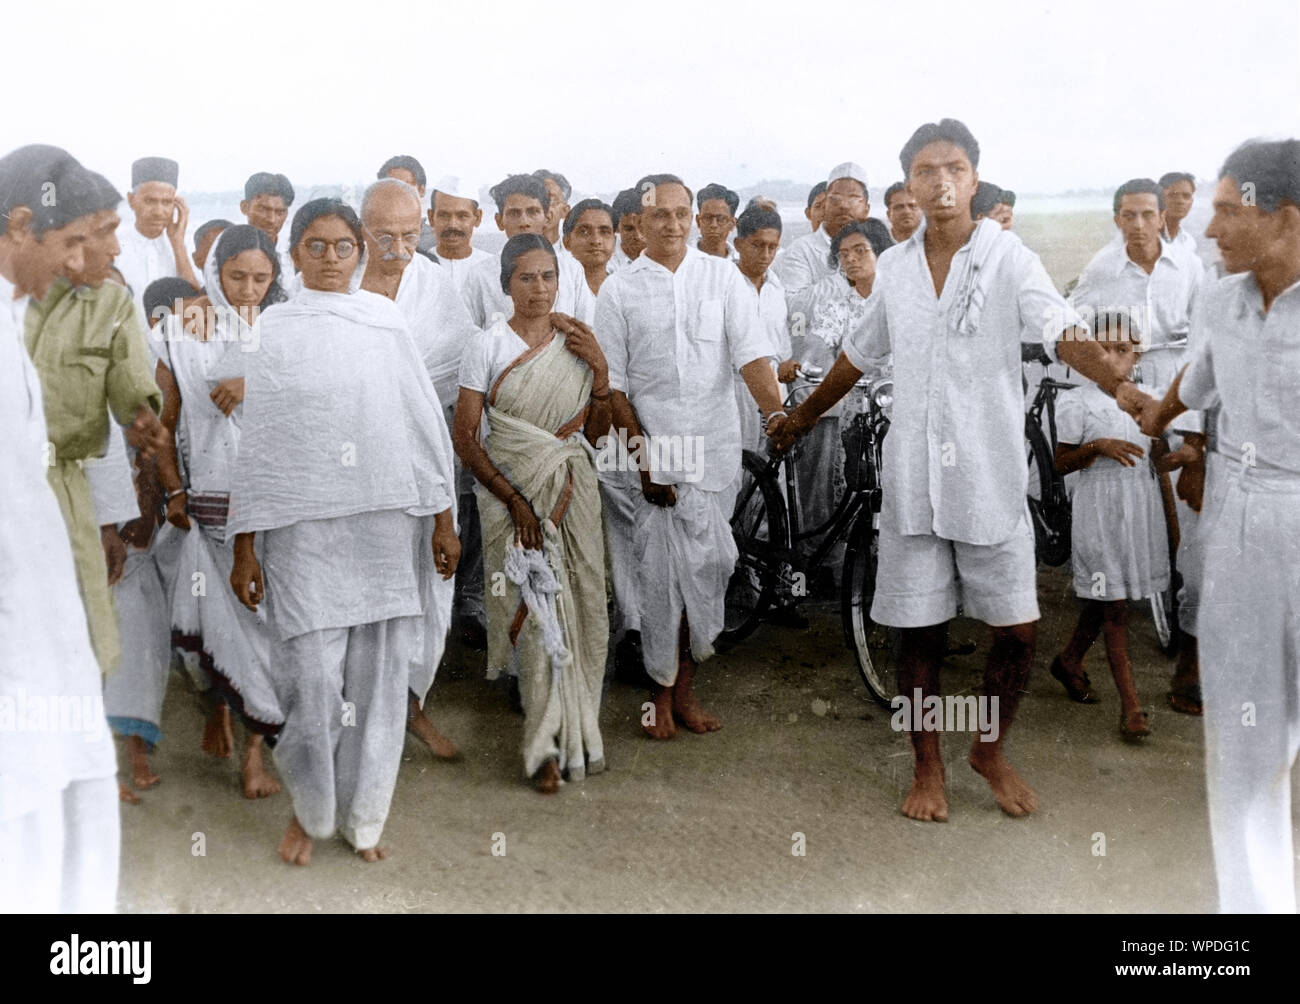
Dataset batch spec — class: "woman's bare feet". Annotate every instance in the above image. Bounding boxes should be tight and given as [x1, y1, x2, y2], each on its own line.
[241, 734, 281, 798]
[201, 702, 234, 758]
[278, 816, 313, 866]
[901, 762, 948, 821]
[357, 846, 388, 862]
[672, 661, 722, 733]
[126, 734, 160, 789]
[969, 746, 1038, 817]
[533, 757, 562, 794]
[118, 780, 141, 805]
[643, 686, 675, 740]
[406, 694, 460, 759]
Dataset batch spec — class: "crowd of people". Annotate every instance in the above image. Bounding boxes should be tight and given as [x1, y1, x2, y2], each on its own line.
[1, 118, 1297, 914]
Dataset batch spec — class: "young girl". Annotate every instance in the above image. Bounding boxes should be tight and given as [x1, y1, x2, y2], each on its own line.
[1049, 310, 1168, 739]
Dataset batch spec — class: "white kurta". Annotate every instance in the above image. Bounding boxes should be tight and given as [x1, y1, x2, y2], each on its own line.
[117, 224, 182, 320]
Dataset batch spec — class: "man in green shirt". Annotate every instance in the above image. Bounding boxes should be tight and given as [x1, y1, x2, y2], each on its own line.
[23, 166, 166, 676]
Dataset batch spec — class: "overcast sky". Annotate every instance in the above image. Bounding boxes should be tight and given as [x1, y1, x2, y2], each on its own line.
[7, 0, 1298, 199]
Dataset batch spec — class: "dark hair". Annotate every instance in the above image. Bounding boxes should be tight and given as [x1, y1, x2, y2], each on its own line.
[1113, 178, 1165, 213]
[211, 224, 287, 309]
[1158, 171, 1195, 191]
[899, 118, 980, 176]
[563, 198, 614, 237]
[805, 180, 827, 210]
[143, 277, 201, 322]
[999, 189, 1016, 207]
[0, 145, 95, 235]
[194, 218, 232, 251]
[611, 188, 641, 227]
[531, 169, 571, 201]
[1092, 307, 1142, 345]
[884, 181, 907, 209]
[971, 180, 1004, 219]
[379, 155, 427, 189]
[489, 174, 550, 214]
[830, 219, 893, 266]
[697, 183, 739, 215]
[499, 233, 558, 294]
[289, 197, 363, 253]
[73, 170, 123, 216]
[634, 173, 693, 208]
[736, 197, 782, 239]
[244, 171, 294, 205]
[1218, 139, 1300, 213]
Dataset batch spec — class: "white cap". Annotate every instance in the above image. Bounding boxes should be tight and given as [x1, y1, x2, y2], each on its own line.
[826, 161, 868, 187]
[432, 174, 482, 206]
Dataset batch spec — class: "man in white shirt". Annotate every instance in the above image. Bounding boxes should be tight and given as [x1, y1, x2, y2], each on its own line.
[533, 169, 572, 249]
[116, 156, 198, 317]
[772, 161, 871, 326]
[595, 173, 784, 740]
[804, 181, 827, 235]
[773, 119, 1128, 823]
[1159, 170, 1199, 265]
[609, 188, 645, 271]
[695, 183, 739, 261]
[460, 174, 584, 328]
[241, 171, 296, 279]
[428, 176, 492, 291]
[0, 143, 121, 912]
[884, 181, 922, 244]
[1140, 137, 1300, 913]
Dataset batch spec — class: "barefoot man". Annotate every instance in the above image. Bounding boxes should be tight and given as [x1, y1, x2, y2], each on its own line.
[595, 173, 784, 739]
[771, 120, 1113, 820]
[360, 178, 477, 760]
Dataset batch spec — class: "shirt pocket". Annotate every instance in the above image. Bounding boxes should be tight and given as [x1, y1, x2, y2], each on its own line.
[60, 345, 112, 427]
[682, 299, 725, 395]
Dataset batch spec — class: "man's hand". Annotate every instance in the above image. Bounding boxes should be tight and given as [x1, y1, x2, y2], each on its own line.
[431, 509, 461, 579]
[165, 490, 191, 531]
[776, 359, 799, 383]
[166, 195, 190, 246]
[1094, 438, 1146, 467]
[124, 404, 168, 461]
[640, 468, 677, 508]
[766, 407, 808, 454]
[119, 515, 155, 550]
[101, 525, 126, 586]
[210, 378, 245, 416]
[230, 535, 264, 611]
[1174, 455, 1205, 512]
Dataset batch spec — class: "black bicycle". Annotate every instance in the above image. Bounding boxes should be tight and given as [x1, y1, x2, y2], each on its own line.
[721, 368, 899, 705]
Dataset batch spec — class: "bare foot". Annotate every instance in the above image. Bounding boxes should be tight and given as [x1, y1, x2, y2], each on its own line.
[533, 758, 561, 794]
[357, 846, 388, 862]
[901, 762, 948, 821]
[673, 688, 722, 733]
[118, 780, 141, 805]
[969, 747, 1038, 817]
[126, 734, 160, 789]
[201, 702, 234, 758]
[241, 734, 281, 799]
[278, 816, 313, 866]
[642, 686, 676, 740]
[406, 695, 460, 759]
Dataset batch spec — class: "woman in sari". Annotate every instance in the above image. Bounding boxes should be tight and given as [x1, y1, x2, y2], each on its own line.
[453, 233, 611, 794]
[152, 224, 287, 798]
[227, 198, 459, 864]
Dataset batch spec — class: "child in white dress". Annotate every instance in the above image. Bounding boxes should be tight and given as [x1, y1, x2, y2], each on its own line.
[1049, 310, 1169, 739]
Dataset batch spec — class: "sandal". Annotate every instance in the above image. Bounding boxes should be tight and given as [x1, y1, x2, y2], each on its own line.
[1166, 683, 1202, 716]
[1050, 656, 1100, 704]
[1119, 708, 1152, 741]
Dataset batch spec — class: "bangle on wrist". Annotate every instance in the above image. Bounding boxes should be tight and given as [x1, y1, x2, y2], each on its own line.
[165, 487, 187, 502]
[765, 409, 789, 427]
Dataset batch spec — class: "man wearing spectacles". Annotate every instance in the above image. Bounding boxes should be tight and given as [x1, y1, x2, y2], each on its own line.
[360, 179, 484, 716]
[772, 162, 871, 324]
[695, 182, 739, 262]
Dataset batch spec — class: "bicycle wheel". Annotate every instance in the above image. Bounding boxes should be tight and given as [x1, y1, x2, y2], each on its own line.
[717, 450, 789, 650]
[840, 509, 898, 707]
[1026, 415, 1071, 567]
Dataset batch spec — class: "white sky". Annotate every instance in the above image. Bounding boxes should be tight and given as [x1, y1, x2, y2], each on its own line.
[6, 0, 1298, 198]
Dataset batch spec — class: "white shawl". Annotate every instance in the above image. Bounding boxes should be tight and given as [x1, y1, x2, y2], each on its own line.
[393, 253, 480, 409]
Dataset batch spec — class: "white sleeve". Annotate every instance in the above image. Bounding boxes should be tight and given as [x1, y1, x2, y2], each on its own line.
[594, 279, 630, 395]
[457, 329, 494, 394]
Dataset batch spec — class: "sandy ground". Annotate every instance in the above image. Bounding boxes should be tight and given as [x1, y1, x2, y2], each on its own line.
[117, 564, 1276, 914]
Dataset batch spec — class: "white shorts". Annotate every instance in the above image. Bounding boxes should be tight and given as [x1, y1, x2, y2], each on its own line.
[871, 514, 1040, 628]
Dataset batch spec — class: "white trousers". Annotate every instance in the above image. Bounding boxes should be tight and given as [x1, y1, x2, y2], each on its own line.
[0, 776, 119, 913]
[270, 617, 415, 850]
[1200, 467, 1300, 913]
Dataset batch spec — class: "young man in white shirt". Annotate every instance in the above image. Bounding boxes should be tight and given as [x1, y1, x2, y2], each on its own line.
[772, 119, 1130, 823]
[117, 156, 198, 317]
[695, 183, 739, 262]
[595, 174, 784, 740]
[609, 188, 646, 271]
[1139, 138, 1300, 913]
[240, 171, 296, 279]
[884, 181, 922, 243]
[428, 177, 492, 292]
[1159, 170, 1199, 263]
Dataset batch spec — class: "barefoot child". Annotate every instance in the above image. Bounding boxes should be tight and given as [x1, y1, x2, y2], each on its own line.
[1049, 310, 1168, 739]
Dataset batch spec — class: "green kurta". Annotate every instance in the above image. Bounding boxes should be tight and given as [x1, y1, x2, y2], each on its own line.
[24, 278, 163, 675]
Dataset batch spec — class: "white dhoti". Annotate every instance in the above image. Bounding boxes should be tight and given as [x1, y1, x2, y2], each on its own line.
[634, 482, 739, 686]
[269, 616, 417, 850]
[0, 776, 119, 913]
[1199, 463, 1300, 913]
[103, 548, 172, 746]
[598, 475, 641, 637]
